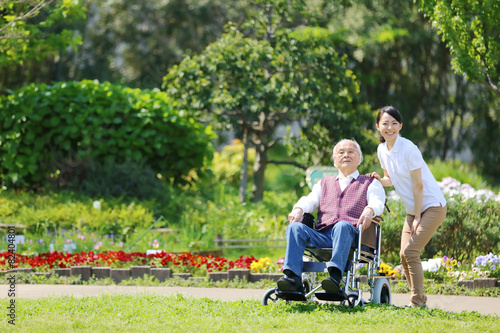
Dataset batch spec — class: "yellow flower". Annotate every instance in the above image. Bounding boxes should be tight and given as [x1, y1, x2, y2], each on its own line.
[251, 257, 274, 273]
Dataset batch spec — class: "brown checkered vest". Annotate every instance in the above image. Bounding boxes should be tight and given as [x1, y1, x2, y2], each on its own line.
[315, 175, 374, 231]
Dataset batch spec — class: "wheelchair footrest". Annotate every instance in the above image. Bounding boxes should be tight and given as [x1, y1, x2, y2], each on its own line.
[314, 290, 347, 302]
[276, 290, 308, 302]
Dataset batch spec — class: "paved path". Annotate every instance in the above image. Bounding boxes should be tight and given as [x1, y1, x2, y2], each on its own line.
[1, 284, 499, 316]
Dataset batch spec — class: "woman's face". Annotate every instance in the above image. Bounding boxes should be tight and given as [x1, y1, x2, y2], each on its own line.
[376, 112, 402, 143]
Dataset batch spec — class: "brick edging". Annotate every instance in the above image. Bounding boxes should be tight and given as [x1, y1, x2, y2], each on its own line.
[2, 267, 282, 283]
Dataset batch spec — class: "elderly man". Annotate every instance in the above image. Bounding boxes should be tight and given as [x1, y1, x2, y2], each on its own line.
[277, 139, 386, 293]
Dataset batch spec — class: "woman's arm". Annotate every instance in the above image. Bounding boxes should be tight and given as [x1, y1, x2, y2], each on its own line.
[370, 169, 393, 187]
[410, 168, 423, 235]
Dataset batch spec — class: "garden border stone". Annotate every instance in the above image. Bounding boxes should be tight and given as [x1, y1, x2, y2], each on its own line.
[92, 267, 111, 279]
[208, 272, 228, 282]
[150, 268, 171, 282]
[53, 268, 71, 277]
[458, 280, 474, 289]
[70, 266, 91, 281]
[131, 266, 151, 279]
[474, 278, 497, 289]
[110, 268, 131, 283]
[228, 269, 250, 281]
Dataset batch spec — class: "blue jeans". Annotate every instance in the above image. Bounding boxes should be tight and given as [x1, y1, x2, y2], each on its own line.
[282, 221, 359, 277]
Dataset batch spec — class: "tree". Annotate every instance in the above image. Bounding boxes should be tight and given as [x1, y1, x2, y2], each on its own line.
[164, 16, 372, 202]
[60, 0, 251, 89]
[324, 0, 497, 166]
[418, 0, 500, 96]
[0, 0, 85, 66]
[0, 0, 86, 93]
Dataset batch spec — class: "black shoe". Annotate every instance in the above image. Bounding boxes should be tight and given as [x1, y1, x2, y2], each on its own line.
[321, 276, 340, 292]
[277, 275, 304, 293]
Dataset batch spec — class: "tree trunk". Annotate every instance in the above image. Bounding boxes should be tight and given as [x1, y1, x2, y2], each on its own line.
[238, 128, 249, 203]
[251, 143, 267, 202]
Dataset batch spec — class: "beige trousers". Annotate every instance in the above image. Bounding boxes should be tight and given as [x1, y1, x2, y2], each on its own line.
[400, 205, 447, 306]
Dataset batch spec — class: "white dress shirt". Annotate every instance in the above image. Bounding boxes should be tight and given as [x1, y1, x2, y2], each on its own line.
[293, 170, 386, 217]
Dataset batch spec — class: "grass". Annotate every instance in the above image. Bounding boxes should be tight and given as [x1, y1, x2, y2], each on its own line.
[1, 293, 499, 332]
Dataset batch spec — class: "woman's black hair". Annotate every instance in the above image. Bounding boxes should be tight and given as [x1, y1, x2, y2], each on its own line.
[376, 106, 403, 143]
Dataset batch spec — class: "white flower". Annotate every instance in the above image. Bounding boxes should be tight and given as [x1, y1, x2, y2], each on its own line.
[93, 200, 101, 209]
[422, 258, 441, 272]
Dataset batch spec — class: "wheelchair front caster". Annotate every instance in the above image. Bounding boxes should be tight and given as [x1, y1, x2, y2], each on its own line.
[343, 293, 360, 308]
[262, 288, 281, 305]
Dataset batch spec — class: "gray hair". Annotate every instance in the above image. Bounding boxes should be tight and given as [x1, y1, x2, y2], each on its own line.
[332, 139, 364, 167]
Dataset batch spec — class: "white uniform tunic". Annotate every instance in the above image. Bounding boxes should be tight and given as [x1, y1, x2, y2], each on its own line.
[377, 135, 446, 215]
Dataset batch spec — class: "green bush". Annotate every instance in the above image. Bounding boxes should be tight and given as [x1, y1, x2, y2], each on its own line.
[211, 140, 255, 185]
[77, 160, 166, 201]
[380, 197, 500, 263]
[0, 80, 215, 188]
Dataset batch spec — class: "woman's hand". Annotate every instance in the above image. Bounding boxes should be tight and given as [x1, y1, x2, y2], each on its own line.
[367, 170, 392, 187]
[410, 215, 421, 236]
[367, 172, 382, 181]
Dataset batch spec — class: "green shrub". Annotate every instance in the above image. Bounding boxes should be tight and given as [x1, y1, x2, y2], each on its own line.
[77, 160, 167, 201]
[211, 140, 255, 185]
[0, 80, 216, 188]
[380, 197, 500, 263]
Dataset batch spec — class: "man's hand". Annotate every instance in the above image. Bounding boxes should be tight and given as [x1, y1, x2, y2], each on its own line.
[357, 207, 374, 230]
[288, 207, 303, 223]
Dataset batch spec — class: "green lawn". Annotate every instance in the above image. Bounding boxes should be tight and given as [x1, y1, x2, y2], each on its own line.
[2, 294, 499, 332]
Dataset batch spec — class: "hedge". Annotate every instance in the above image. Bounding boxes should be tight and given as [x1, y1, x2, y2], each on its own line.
[0, 80, 215, 187]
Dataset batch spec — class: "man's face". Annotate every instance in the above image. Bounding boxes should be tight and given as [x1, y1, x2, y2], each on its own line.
[333, 141, 361, 173]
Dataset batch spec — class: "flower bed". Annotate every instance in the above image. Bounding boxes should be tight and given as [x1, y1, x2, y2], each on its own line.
[0, 250, 261, 276]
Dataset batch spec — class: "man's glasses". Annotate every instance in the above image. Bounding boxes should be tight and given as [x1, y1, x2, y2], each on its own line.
[335, 149, 358, 157]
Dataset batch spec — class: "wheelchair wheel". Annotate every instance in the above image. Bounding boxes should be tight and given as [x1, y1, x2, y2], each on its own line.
[372, 277, 391, 305]
[262, 288, 281, 305]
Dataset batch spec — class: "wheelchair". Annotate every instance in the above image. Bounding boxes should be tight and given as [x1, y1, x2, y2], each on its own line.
[262, 214, 392, 308]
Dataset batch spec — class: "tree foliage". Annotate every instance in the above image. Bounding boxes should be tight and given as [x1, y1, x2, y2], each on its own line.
[418, 0, 500, 96]
[164, 22, 373, 201]
[0, 0, 85, 66]
[61, 0, 251, 89]
[0, 80, 215, 188]
[328, 1, 499, 185]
